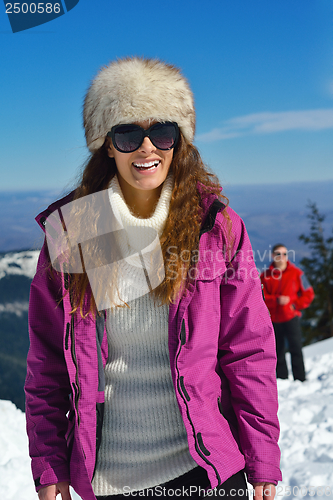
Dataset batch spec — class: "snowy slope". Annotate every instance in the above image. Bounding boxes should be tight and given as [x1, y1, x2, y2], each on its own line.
[0, 250, 39, 314]
[277, 339, 333, 497]
[1, 340, 333, 499]
[0, 250, 39, 280]
[0, 251, 40, 410]
[0, 400, 81, 500]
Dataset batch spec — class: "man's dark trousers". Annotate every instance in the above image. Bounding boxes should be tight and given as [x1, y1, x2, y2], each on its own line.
[273, 316, 306, 381]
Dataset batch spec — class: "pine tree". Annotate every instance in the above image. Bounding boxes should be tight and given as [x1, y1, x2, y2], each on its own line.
[299, 201, 333, 344]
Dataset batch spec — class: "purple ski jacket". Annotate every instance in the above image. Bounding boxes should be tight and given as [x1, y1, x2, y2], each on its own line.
[25, 190, 282, 499]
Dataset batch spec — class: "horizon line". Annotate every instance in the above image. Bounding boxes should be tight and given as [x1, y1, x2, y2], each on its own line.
[1, 178, 333, 194]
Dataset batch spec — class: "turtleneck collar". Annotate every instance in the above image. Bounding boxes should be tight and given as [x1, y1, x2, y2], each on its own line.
[108, 173, 173, 239]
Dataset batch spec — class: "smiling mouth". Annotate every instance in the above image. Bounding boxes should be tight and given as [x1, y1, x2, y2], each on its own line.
[133, 160, 160, 171]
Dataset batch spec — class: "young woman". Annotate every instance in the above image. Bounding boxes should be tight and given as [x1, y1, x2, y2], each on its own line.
[25, 57, 282, 500]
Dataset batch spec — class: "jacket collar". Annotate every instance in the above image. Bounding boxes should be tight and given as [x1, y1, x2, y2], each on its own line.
[197, 182, 226, 236]
[37, 190, 75, 232]
[269, 261, 291, 272]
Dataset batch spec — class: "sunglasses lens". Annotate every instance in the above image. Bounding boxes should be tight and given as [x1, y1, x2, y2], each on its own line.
[113, 125, 143, 152]
[112, 122, 178, 152]
[150, 123, 178, 150]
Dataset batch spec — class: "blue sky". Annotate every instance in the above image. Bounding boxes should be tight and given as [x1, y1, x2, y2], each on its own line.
[1, 0, 332, 191]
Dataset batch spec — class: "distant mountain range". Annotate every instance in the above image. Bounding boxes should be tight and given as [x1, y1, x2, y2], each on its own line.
[0, 251, 39, 410]
[1, 180, 332, 263]
[0, 181, 332, 409]
[0, 189, 62, 252]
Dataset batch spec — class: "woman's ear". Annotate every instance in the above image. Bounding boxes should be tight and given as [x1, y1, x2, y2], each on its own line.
[105, 137, 114, 158]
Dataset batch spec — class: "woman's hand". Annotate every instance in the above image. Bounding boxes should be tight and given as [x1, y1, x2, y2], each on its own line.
[277, 295, 290, 305]
[252, 482, 276, 500]
[38, 482, 72, 500]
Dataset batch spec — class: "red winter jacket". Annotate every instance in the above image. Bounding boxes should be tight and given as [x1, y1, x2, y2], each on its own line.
[260, 262, 314, 323]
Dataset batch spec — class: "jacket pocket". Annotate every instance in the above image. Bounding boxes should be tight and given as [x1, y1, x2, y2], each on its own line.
[65, 409, 75, 454]
[197, 432, 211, 456]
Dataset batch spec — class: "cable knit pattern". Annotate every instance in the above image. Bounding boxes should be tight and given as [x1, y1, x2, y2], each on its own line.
[107, 172, 173, 241]
[92, 175, 196, 495]
[99, 173, 173, 306]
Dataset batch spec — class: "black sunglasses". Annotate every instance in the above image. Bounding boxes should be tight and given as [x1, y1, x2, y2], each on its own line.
[107, 122, 179, 153]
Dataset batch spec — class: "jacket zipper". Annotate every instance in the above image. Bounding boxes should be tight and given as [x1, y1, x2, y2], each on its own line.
[65, 318, 84, 458]
[276, 272, 283, 322]
[175, 319, 221, 486]
[68, 315, 81, 426]
[64, 275, 82, 428]
[69, 317, 86, 459]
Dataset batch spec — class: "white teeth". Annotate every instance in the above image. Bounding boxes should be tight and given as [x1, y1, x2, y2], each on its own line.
[133, 160, 160, 168]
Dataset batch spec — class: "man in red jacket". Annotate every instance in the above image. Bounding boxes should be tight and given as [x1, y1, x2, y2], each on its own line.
[261, 244, 314, 381]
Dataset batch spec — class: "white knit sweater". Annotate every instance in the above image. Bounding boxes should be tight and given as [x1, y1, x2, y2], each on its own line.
[91, 175, 196, 496]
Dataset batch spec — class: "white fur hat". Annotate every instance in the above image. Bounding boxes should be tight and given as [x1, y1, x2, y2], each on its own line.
[83, 57, 195, 152]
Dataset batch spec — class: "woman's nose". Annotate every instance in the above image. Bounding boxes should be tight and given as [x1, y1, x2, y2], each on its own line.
[138, 136, 156, 153]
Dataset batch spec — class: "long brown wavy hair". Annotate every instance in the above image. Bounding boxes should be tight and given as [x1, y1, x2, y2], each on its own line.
[67, 132, 229, 316]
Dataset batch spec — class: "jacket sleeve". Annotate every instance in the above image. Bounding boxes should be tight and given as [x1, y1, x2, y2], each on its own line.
[218, 210, 282, 485]
[293, 272, 315, 311]
[25, 239, 71, 490]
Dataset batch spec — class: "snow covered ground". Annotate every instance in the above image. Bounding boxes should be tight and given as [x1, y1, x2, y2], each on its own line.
[1, 339, 333, 499]
[277, 338, 333, 498]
